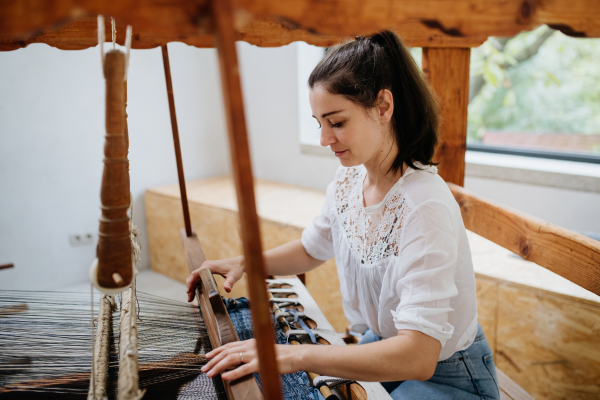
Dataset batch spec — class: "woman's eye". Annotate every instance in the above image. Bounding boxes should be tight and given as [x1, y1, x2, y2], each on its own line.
[332, 122, 343, 128]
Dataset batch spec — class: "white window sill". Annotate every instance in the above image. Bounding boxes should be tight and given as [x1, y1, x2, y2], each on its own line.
[300, 143, 600, 194]
[465, 151, 600, 194]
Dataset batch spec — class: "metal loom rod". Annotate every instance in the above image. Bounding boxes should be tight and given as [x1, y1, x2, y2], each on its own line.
[161, 44, 192, 238]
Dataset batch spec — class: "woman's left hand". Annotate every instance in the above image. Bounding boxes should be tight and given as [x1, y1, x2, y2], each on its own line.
[201, 339, 302, 381]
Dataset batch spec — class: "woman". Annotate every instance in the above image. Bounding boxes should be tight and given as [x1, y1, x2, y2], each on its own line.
[186, 31, 500, 399]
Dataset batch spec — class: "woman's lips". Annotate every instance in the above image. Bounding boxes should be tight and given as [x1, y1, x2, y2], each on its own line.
[334, 150, 347, 157]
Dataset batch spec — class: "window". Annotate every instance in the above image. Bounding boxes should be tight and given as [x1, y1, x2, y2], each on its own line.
[468, 26, 600, 163]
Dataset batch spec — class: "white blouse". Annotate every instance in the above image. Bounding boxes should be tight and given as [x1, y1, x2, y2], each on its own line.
[301, 163, 478, 361]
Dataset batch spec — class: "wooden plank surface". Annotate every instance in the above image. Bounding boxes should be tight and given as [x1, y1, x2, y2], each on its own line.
[2, 1, 600, 49]
[498, 368, 537, 400]
[449, 183, 600, 296]
[423, 47, 471, 186]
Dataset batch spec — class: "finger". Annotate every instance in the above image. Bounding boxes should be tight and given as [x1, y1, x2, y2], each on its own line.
[186, 273, 199, 302]
[186, 271, 198, 292]
[206, 353, 245, 377]
[223, 271, 242, 293]
[222, 361, 258, 381]
[203, 345, 236, 372]
[204, 343, 254, 376]
[206, 338, 254, 359]
[223, 277, 234, 293]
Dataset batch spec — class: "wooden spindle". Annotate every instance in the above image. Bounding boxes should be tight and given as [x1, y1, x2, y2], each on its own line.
[210, 0, 282, 398]
[161, 44, 193, 237]
[96, 49, 132, 289]
[0, 263, 14, 270]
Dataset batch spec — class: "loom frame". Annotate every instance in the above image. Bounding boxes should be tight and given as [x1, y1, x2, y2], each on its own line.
[2, 1, 600, 399]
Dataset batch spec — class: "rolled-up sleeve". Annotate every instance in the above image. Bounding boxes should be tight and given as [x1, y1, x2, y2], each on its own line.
[391, 201, 459, 347]
[301, 203, 335, 260]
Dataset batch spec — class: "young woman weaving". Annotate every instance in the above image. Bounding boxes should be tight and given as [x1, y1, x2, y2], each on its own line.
[187, 31, 500, 400]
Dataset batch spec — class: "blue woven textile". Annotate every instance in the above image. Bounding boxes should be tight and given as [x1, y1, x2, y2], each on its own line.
[224, 297, 323, 400]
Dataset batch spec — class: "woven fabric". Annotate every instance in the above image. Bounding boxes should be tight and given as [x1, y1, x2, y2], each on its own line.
[225, 297, 323, 400]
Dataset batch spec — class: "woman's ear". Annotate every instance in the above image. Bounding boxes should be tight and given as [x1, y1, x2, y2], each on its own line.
[377, 89, 394, 123]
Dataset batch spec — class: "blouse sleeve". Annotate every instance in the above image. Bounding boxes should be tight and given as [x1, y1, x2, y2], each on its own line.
[391, 200, 459, 347]
[300, 181, 336, 261]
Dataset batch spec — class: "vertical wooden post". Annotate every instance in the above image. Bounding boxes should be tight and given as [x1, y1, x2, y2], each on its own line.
[210, 0, 282, 399]
[161, 44, 193, 237]
[422, 48, 471, 186]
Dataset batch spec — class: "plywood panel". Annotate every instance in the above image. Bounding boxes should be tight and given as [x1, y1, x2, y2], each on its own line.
[145, 187, 350, 332]
[496, 285, 600, 399]
[475, 276, 499, 353]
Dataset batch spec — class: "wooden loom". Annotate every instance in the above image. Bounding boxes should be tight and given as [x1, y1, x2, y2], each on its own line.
[1, 1, 600, 400]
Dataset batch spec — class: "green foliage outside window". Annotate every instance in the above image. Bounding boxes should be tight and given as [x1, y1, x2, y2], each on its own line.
[467, 26, 600, 154]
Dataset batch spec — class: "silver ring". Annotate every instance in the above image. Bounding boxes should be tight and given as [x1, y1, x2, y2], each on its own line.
[240, 352, 244, 363]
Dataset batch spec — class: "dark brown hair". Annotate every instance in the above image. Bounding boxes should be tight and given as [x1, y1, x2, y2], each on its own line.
[308, 31, 440, 174]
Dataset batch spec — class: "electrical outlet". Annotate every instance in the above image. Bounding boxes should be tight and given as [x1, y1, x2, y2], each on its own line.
[69, 233, 95, 246]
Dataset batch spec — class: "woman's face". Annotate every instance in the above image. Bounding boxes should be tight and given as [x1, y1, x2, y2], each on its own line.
[309, 84, 394, 168]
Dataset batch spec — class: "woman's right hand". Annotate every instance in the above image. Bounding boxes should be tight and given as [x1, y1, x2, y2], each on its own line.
[186, 256, 245, 302]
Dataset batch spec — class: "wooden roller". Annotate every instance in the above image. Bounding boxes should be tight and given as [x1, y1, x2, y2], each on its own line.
[95, 49, 132, 290]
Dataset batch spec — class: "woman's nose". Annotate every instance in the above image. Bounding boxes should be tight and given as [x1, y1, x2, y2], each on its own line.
[320, 127, 336, 147]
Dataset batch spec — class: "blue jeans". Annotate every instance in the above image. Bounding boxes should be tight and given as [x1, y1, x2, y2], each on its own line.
[358, 324, 500, 400]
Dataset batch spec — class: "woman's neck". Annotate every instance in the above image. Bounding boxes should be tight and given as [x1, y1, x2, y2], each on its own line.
[362, 140, 405, 207]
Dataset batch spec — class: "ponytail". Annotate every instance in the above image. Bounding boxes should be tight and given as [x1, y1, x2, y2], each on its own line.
[308, 31, 440, 174]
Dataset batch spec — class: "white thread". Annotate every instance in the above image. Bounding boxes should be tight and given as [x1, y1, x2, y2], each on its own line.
[283, 329, 310, 339]
[111, 18, 116, 50]
[124, 26, 132, 81]
[97, 16, 105, 70]
[90, 283, 96, 400]
[269, 298, 299, 305]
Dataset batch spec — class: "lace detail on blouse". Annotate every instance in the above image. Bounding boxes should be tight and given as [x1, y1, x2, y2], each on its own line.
[334, 167, 413, 265]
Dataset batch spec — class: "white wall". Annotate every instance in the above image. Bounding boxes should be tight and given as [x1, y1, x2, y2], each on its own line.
[237, 42, 340, 191]
[2, 42, 597, 291]
[464, 177, 600, 235]
[0, 43, 230, 290]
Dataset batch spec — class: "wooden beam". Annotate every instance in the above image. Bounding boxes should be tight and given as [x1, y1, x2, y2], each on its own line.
[449, 183, 600, 296]
[2, 1, 600, 50]
[0, 16, 486, 51]
[238, 0, 600, 39]
[423, 47, 471, 186]
[0, 263, 14, 270]
[211, 0, 282, 398]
